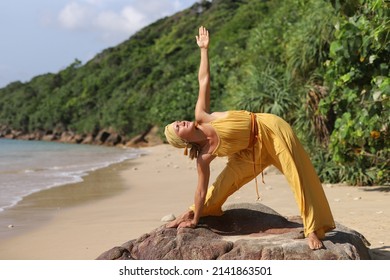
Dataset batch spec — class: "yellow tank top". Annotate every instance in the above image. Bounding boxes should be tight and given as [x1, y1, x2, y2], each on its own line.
[210, 110, 252, 157]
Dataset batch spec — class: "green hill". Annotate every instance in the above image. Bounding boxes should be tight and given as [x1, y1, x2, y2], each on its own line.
[0, 0, 388, 185]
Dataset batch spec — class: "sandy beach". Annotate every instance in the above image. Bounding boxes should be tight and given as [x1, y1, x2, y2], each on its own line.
[0, 144, 389, 260]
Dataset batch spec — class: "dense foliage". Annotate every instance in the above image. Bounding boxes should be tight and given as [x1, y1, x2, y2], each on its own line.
[318, 0, 389, 185]
[0, 0, 388, 185]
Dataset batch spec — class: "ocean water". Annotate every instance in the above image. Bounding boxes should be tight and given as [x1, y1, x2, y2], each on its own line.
[0, 139, 142, 212]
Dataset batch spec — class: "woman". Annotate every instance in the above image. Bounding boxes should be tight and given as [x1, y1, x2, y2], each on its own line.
[164, 26, 335, 250]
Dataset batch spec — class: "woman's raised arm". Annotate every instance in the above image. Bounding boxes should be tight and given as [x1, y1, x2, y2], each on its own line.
[195, 26, 212, 123]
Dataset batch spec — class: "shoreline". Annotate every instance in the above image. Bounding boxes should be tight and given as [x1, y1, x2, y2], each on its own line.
[0, 144, 389, 260]
[0, 159, 135, 242]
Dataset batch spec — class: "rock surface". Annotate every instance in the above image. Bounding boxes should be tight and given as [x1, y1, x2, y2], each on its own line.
[0, 125, 163, 148]
[97, 203, 371, 260]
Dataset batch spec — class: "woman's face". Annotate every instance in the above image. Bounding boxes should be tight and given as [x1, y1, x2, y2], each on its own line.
[171, 120, 195, 141]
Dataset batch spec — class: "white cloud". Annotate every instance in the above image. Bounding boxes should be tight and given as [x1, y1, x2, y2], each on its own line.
[56, 0, 195, 44]
[94, 6, 147, 42]
[95, 6, 146, 33]
[134, 0, 181, 17]
[58, 2, 92, 30]
[84, 0, 104, 5]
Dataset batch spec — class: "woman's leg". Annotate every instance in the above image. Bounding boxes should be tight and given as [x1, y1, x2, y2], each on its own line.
[267, 133, 335, 249]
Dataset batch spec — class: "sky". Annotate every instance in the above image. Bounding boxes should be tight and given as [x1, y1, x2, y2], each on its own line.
[0, 0, 197, 88]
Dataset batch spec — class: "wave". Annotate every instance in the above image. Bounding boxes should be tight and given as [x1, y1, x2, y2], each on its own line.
[0, 142, 146, 212]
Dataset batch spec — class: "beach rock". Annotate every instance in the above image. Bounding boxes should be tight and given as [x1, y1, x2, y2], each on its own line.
[95, 131, 111, 144]
[73, 134, 85, 144]
[126, 125, 163, 147]
[42, 134, 57, 141]
[60, 131, 75, 142]
[105, 133, 122, 146]
[97, 203, 371, 260]
[0, 123, 162, 148]
[161, 214, 176, 222]
[81, 134, 95, 145]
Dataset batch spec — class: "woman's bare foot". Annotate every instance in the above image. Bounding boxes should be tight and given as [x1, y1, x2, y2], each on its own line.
[308, 232, 324, 250]
[166, 210, 194, 228]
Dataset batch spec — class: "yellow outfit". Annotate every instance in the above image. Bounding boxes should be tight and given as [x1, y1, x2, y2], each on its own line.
[190, 110, 335, 238]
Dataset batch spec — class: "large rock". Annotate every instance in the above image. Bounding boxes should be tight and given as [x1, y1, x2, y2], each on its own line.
[97, 203, 371, 260]
[105, 133, 122, 146]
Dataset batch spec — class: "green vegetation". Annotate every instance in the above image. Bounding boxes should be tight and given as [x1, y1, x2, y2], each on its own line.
[0, 0, 388, 185]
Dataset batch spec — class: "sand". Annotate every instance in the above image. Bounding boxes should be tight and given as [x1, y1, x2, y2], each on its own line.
[0, 144, 389, 260]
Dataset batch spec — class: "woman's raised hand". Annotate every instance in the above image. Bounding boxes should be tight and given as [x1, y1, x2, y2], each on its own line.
[196, 26, 209, 49]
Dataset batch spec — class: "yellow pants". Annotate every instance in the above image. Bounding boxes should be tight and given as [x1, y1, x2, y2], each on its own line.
[190, 114, 335, 238]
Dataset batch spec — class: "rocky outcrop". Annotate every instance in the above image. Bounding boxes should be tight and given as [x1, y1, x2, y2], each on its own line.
[97, 203, 371, 260]
[0, 125, 163, 147]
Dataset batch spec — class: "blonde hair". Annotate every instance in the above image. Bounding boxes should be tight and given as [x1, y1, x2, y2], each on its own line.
[164, 123, 201, 160]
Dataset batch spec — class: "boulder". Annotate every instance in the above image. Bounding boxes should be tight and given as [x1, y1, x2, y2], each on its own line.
[126, 125, 163, 147]
[73, 134, 85, 144]
[81, 134, 95, 145]
[97, 203, 371, 260]
[42, 134, 57, 141]
[60, 131, 75, 143]
[95, 130, 111, 145]
[105, 133, 122, 146]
